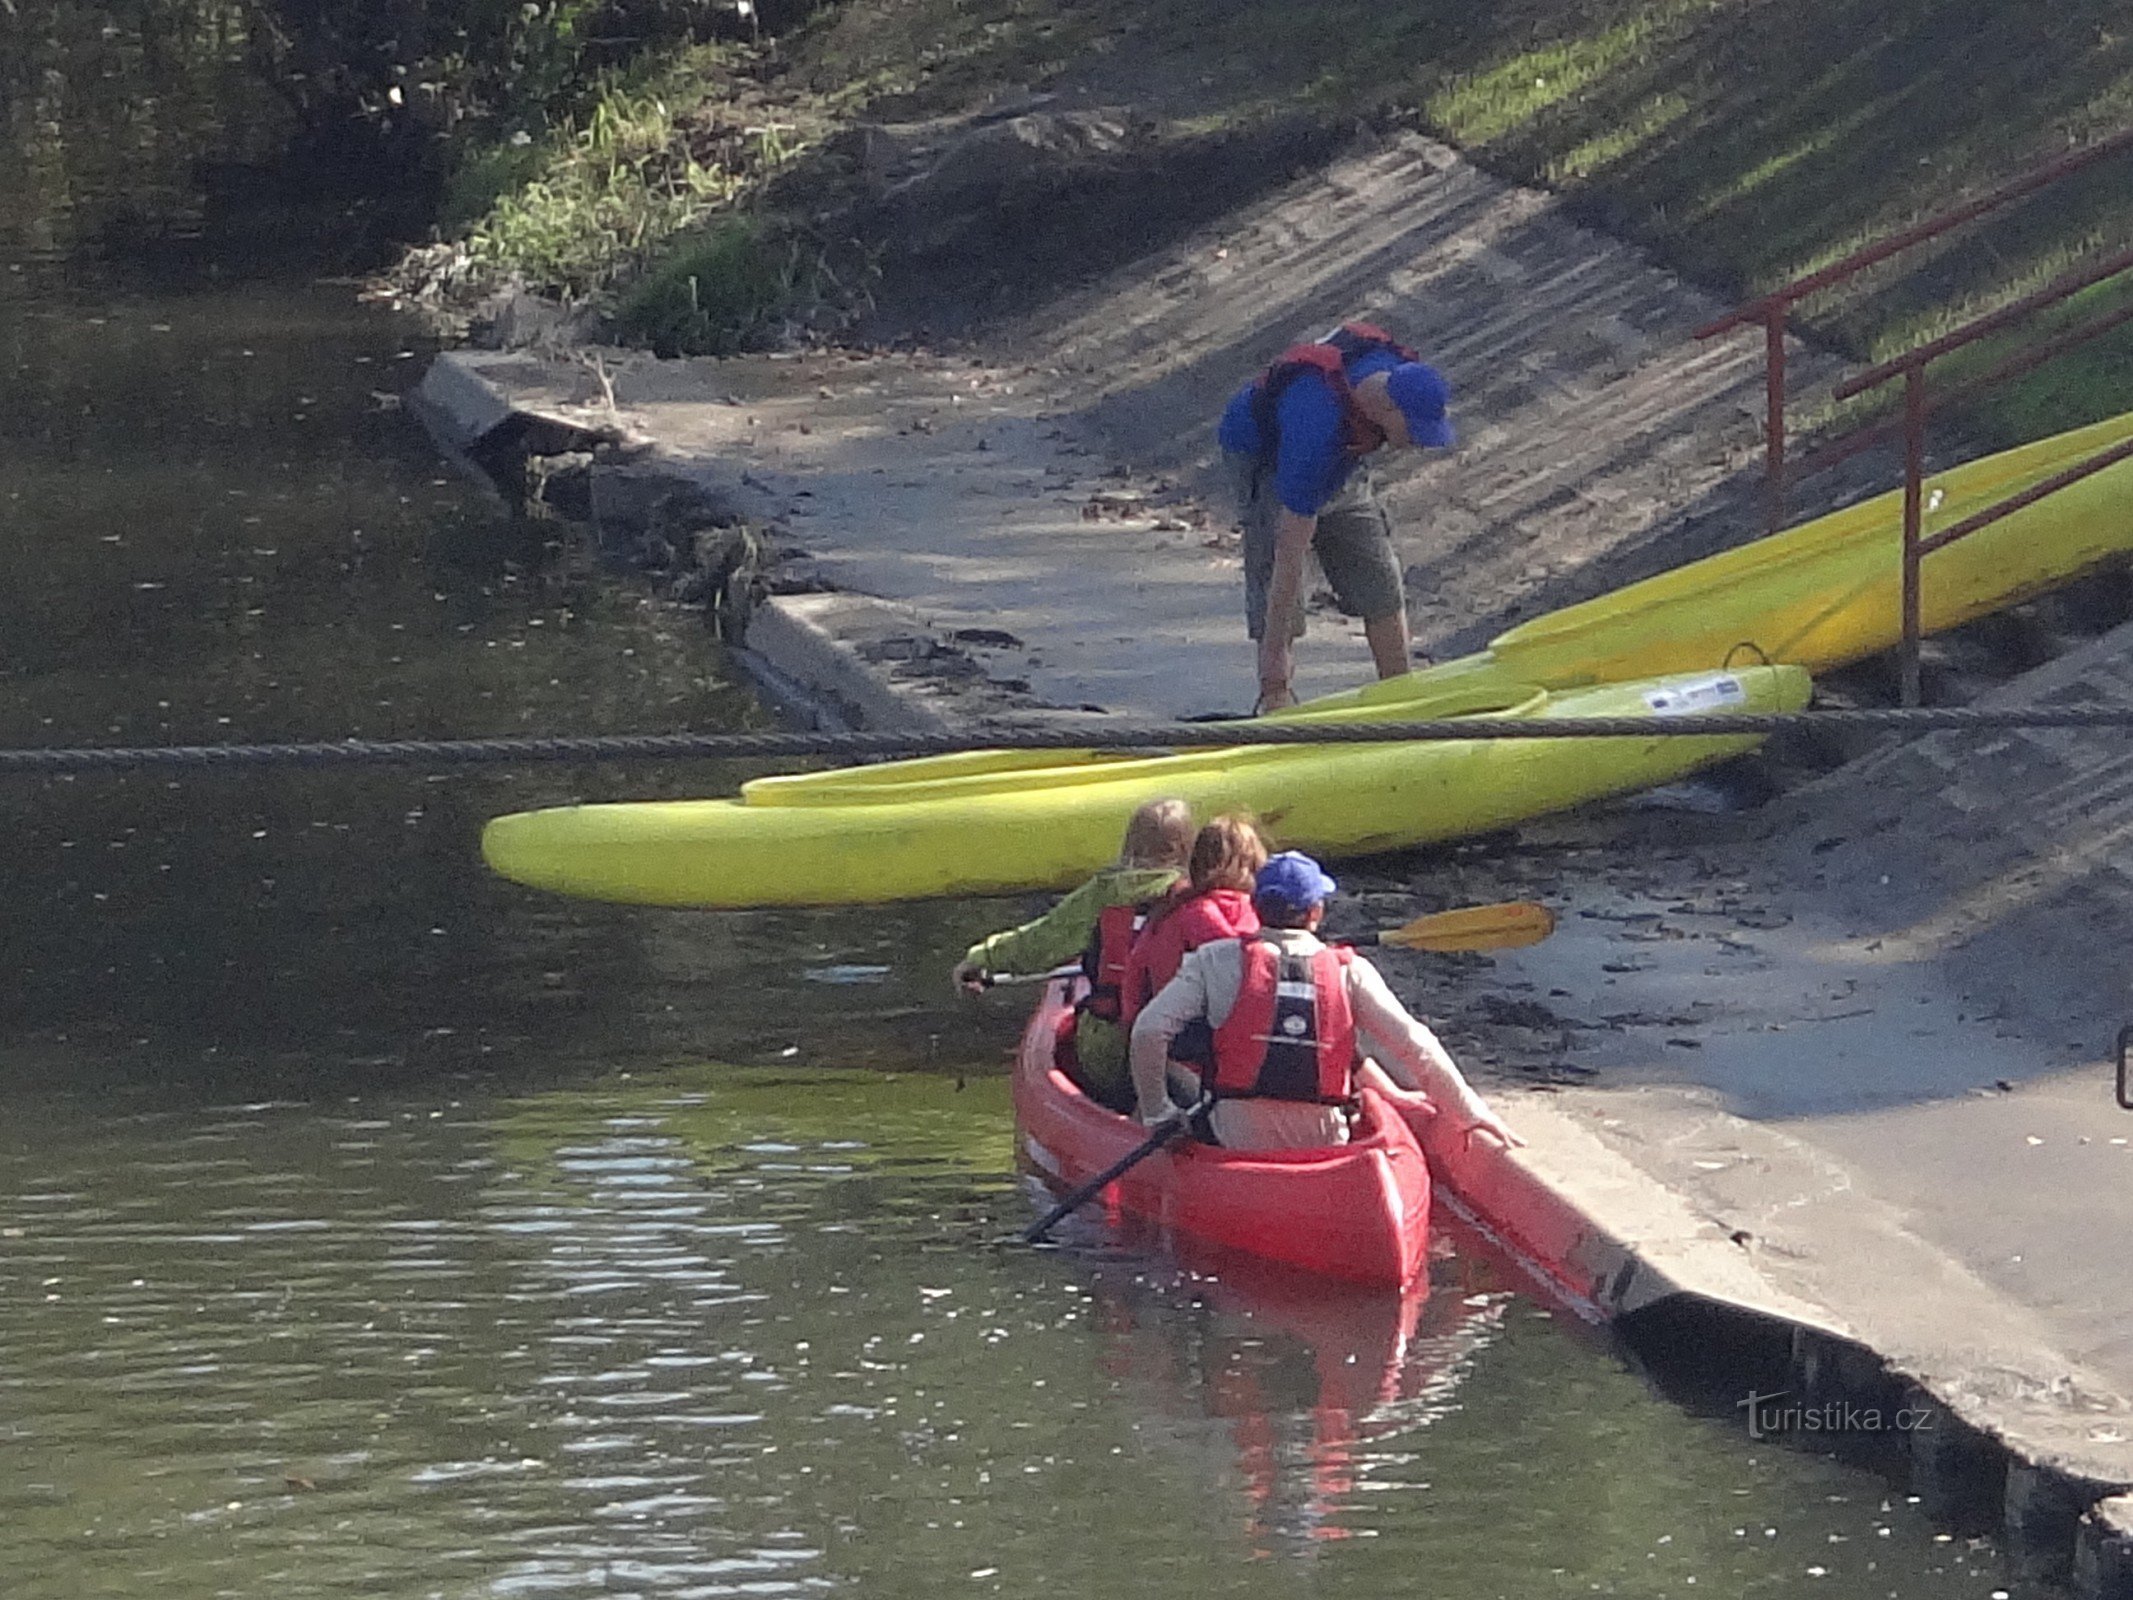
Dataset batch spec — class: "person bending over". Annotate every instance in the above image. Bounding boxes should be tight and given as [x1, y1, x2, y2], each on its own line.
[955, 797, 1194, 1108]
[1216, 322, 1455, 713]
[1127, 850, 1519, 1153]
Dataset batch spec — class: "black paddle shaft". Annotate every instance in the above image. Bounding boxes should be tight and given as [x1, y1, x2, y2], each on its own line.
[1021, 1096, 1214, 1244]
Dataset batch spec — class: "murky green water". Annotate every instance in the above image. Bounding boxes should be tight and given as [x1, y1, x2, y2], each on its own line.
[0, 1066, 2040, 1600]
[0, 15, 2040, 1600]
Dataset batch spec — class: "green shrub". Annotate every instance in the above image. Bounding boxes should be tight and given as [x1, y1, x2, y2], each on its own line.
[439, 41, 823, 304]
[439, 138, 550, 235]
[613, 218, 805, 355]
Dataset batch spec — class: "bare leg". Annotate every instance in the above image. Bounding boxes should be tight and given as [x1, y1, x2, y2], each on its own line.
[1363, 611, 1412, 680]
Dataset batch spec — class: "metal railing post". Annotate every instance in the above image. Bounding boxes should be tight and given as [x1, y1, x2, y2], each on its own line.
[1695, 128, 2133, 587]
[1764, 307, 1789, 535]
[1899, 364, 1927, 707]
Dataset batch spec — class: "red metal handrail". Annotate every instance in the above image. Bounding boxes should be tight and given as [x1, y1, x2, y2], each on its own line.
[1832, 242, 2133, 401]
[1826, 245, 2133, 704]
[1693, 127, 2133, 705]
[1788, 294, 2133, 483]
[1693, 127, 2133, 534]
[1694, 126, 2133, 340]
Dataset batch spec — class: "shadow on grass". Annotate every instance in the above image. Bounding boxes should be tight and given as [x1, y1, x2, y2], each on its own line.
[803, 0, 2133, 436]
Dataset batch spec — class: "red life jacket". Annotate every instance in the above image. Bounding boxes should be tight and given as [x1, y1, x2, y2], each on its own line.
[1209, 936, 1358, 1104]
[1122, 887, 1258, 1025]
[1249, 322, 1420, 464]
[1078, 902, 1144, 1025]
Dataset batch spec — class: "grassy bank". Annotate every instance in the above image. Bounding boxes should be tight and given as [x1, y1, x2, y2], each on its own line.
[435, 0, 2133, 437]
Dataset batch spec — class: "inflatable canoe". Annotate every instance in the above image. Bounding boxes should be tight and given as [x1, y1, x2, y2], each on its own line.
[482, 664, 1808, 907]
[1013, 976, 1431, 1286]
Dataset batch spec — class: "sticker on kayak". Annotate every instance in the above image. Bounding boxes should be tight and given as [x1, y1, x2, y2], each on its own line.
[1644, 675, 1746, 717]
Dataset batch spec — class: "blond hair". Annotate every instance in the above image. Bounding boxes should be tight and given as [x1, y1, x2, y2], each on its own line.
[1118, 798, 1194, 870]
[1189, 814, 1267, 893]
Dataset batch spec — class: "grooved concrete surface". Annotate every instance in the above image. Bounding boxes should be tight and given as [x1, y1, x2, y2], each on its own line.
[1468, 620, 2133, 1487]
[456, 131, 1855, 720]
[1022, 130, 1854, 655]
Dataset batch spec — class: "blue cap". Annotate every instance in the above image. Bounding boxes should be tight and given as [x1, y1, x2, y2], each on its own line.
[1254, 851, 1339, 911]
[1386, 362, 1454, 449]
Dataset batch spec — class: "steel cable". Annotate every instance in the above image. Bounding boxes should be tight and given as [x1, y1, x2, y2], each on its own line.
[1, 702, 2129, 774]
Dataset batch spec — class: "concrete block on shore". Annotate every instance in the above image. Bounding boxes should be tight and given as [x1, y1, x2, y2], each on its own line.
[741, 593, 956, 734]
[414, 352, 519, 451]
[1904, 1386, 2008, 1533]
[2006, 1460, 2089, 1583]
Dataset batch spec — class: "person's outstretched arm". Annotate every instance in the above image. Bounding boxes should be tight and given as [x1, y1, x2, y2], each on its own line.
[1255, 509, 1317, 711]
[1253, 380, 1345, 712]
[953, 868, 1175, 991]
[1348, 959, 1522, 1148]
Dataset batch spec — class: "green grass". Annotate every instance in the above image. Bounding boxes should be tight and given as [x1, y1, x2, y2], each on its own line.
[454, 47, 792, 298]
[612, 217, 814, 355]
[797, 0, 2133, 441]
[440, 0, 2133, 436]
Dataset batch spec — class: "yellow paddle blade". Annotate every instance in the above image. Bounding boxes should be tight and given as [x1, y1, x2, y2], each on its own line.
[1376, 900, 1556, 953]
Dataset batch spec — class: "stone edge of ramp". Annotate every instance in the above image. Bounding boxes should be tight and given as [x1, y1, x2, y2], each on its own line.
[412, 351, 1024, 735]
[1424, 1092, 2133, 1595]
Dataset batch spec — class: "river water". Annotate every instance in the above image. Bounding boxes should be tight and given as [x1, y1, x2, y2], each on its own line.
[0, 15, 2038, 1599]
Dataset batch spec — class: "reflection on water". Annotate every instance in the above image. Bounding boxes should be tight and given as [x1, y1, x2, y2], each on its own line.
[0, 1067, 2034, 1600]
[0, 272, 759, 1071]
[0, 187, 1012, 1080]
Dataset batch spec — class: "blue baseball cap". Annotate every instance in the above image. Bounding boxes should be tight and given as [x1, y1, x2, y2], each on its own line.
[1254, 851, 1339, 911]
[1386, 362, 1454, 449]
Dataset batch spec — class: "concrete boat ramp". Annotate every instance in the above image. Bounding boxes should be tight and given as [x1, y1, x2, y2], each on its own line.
[421, 130, 2133, 1591]
[1454, 630, 2133, 1588]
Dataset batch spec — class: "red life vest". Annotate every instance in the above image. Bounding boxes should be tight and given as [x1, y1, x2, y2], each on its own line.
[1209, 936, 1358, 1104]
[1249, 322, 1420, 464]
[1078, 902, 1143, 1025]
[1122, 887, 1258, 1025]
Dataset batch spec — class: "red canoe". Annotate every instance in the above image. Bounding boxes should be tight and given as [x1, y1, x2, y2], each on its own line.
[1013, 977, 1432, 1286]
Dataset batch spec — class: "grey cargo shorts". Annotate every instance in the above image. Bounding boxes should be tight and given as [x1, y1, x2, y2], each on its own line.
[1224, 452, 1406, 641]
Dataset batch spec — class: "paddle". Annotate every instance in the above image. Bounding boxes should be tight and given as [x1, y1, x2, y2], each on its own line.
[1346, 899, 1555, 953]
[1022, 1093, 1215, 1244]
[982, 965, 1084, 988]
[983, 901, 1556, 991]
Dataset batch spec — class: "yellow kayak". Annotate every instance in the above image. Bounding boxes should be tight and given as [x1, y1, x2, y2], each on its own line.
[482, 410, 2128, 908]
[739, 653, 1529, 808]
[741, 410, 2133, 807]
[482, 666, 1809, 908]
[1489, 408, 2133, 687]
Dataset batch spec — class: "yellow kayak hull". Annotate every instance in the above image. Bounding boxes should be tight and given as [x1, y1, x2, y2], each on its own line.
[740, 653, 1532, 808]
[735, 411, 2133, 807]
[482, 666, 1809, 908]
[1489, 409, 2133, 687]
[483, 410, 2131, 908]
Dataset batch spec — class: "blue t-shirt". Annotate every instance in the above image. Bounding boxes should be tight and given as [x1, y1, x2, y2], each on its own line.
[1217, 348, 1402, 516]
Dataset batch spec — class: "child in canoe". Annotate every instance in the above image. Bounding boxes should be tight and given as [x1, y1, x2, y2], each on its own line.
[1129, 850, 1521, 1153]
[1119, 813, 1267, 1030]
[953, 797, 1195, 1108]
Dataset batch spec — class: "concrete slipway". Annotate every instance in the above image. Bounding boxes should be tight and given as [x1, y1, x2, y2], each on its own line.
[420, 129, 2133, 1591]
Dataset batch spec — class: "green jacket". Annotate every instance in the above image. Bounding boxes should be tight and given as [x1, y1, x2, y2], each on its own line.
[967, 864, 1182, 1102]
[962, 866, 1184, 978]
